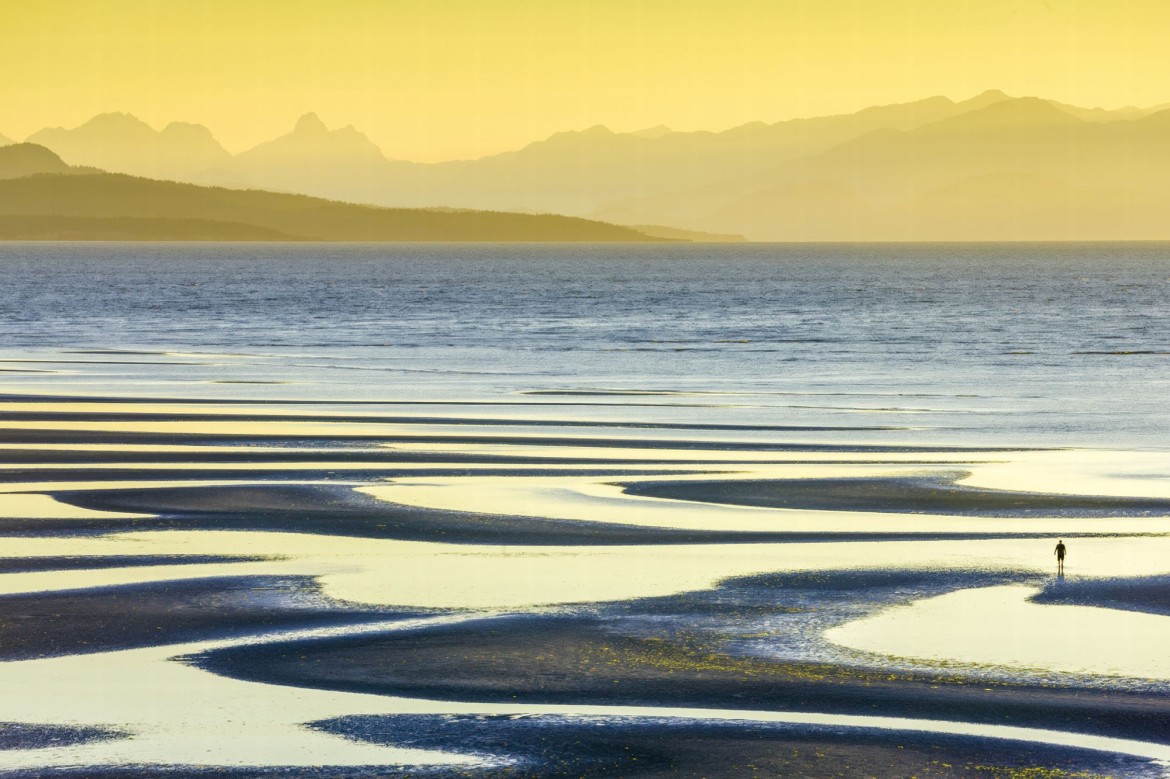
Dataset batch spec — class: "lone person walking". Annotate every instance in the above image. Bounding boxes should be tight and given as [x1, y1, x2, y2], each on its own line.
[1054, 539, 1066, 575]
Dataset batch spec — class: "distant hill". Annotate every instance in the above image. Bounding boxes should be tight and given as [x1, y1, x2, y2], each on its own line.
[0, 216, 301, 241]
[881, 172, 1170, 241]
[27, 113, 230, 180]
[918, 96, 1082, 131]
[629, 224, 745, 242]
[20, 91, 1170, 240]
[595, 97, 1170, 240]
[629, 125, 673, 139]
[0, 146, 668, 242]
[0, 143, 79, 179]
[0, 132, 11, 147]
[196, 113, 397, 204]
[23, 90, 1121, 217]
[370, 91, 1027, 215]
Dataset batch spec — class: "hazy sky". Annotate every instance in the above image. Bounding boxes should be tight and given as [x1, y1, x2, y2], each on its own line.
[4, 0, 1167, 161]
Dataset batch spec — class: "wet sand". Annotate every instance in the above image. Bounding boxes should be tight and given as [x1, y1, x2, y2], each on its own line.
[0, 392, 1168, 775]
[317, 716, 1162, 779]
[195, 583, 1170, 744]
[624, 475, 1170, 515]
[0, 575, 420, 659]
[34, 482, 1086, 545]
[0, 554, 261, 573]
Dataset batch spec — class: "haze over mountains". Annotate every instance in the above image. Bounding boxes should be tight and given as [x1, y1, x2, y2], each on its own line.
[0, 144, 668, 242]
[27, 114, 231, 181]
[8, 89, 1170, 240]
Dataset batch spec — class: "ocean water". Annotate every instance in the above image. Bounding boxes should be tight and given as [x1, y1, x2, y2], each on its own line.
[0, 241, 1167, 447]
[3, 242, 1170, 775]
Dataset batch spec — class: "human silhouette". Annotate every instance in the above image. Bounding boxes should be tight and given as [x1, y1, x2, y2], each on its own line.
[1054, 539, 1066, 575]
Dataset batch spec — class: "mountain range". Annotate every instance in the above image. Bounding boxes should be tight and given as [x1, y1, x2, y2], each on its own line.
[0, 144, 673, 242]
[7, 90, 1170, 240]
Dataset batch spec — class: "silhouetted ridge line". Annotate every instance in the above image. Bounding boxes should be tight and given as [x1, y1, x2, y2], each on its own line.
[15, 89, 1170, 239]
[0, 147, 673, 242]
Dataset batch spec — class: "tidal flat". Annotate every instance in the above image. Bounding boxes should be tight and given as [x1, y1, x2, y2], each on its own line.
[0, 243, 1168, 776]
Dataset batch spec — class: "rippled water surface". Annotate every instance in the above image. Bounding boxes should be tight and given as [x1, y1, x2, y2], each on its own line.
[1, 242, 1168, 446]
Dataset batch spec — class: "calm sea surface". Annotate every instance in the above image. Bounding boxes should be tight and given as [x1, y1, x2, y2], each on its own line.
[1, 242, 1167, 448]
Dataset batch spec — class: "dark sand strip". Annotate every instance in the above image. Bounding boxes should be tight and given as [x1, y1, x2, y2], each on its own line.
[0, 359, 205, 365]
[42, 484, 1095, 545]
[199, 614, 1170, 745]
[195, 570, 1170, 745]
[1, 360, 201, 366]
[0, 427, 1027, 452]
[0, 723, 127, 752]
[624, 475, 1170, 516]
[0, 392, 741, 409]
[0, 575, 422, 660]
[62, 350, 183, 356]
[1, 769, 449, 778]
[0, 448, 954, 467]
[0, 555, 264, 574]
[0, 410, 906, 433]
[5, 720, 1153, 777]
[0, 466, 682, 485]
[524, 389, 986, 399]
[1033, 574, 1170, 617]
[314, 715, 1161, 779]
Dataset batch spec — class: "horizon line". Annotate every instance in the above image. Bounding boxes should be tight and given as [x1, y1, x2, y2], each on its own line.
[9, 88, 1170, 165]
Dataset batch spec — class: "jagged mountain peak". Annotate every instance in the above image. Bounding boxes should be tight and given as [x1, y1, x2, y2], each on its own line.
[968, 88, 1012, 102]
[923, 96, 1082, 132]
[629, 125, 673, 139]
[86, 111, 146, 123]
[33, 112, 155, 140]
[161, 121, 216, 136]
[231, 112, 387, 175]
[948, 89, 1015, 113]
[294, 112, 329, 134]
[543, 125, 615, 144]
[24, 113, 229, 177]
[273, 113, 379, 150]
[1134, 105, 1170, 125]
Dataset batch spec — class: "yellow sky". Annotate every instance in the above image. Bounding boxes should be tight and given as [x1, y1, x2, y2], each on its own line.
[2, 0, 1167, 162]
